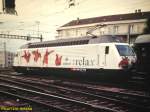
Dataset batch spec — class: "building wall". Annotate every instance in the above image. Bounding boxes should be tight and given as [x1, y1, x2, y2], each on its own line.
[57, 19, 147, 43]
[0, 51, 15, 68]
[0, 1, 2, 12]
[0, 51, 5, 67]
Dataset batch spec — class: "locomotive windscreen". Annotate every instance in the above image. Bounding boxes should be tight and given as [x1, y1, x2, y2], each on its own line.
[116, 45, 135, 56]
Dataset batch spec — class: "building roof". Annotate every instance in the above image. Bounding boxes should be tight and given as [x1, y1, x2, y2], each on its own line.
[23, 36, 92, 49]
[22, 35, 124, 48]
[62, 11, 150, 27]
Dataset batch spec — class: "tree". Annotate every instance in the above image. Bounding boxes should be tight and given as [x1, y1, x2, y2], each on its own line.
[143, 18, 150, 34]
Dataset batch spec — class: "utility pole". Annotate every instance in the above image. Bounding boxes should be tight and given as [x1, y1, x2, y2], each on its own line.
[4, 42, 6, 68]
[36, 21, 40, 37]
[1, 42, 7, 68]
[127, 24, 131, 44]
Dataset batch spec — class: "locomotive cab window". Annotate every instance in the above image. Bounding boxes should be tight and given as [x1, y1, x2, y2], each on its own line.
[105, 46, 109, 54]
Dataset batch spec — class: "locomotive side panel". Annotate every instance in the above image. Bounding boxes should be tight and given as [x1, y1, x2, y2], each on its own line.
[14, 43, 136, 70]
[15, 44, 101, 69]
[102, 44, 121, 69]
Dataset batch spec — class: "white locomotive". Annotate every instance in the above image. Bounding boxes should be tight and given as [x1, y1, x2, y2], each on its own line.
[13, 35, 136, 79]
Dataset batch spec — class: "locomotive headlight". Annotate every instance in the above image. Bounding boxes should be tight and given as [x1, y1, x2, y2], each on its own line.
[119, 57, 129, 69]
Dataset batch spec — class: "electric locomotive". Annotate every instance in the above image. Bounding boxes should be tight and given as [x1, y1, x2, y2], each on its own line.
[13, 35, 136, 80]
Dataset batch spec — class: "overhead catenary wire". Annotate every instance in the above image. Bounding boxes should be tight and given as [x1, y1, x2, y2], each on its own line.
[1, 0, 149, 24]
[1, 0, 150, 37]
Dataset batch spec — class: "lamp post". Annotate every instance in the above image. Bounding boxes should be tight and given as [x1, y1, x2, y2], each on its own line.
[4, 42, 6, 68]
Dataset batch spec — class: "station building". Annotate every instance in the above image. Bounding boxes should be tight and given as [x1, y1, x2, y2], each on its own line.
[0, 51, 15, 68]
[57, 10, 150, 44]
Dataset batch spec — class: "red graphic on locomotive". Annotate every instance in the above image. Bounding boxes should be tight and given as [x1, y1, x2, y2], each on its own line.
[32, 49, 41, 62]
[43, 49, 54, 65]
[55, 54, 62, 66]
[22, 50, 31, 63]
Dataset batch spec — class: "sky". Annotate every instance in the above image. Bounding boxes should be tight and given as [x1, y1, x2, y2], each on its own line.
[0, 0, 150, 52]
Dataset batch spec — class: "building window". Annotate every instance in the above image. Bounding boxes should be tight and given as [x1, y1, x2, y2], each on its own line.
[130, 24, 134, 33]
[100, 31, 104, 35]
[76, 29, 79, 36]
[99, 27, 105, 35]
[108, 27, 111, 34]
[65, 30, 70, 37]
[113, 25, 119, 34]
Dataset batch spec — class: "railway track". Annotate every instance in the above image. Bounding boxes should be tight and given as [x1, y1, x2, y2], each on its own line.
[0, 82, 117, 112]
[0, 73, 150, 112]
[0, 92, 51, 112]
[1, 68, 148, 91]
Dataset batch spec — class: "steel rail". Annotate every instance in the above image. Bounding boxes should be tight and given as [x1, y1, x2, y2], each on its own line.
[0, 75, 150, 112]
[0, 83, 117, 112]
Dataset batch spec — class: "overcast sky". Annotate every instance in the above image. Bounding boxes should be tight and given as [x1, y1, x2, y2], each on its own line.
[0, 0, 150, 52]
